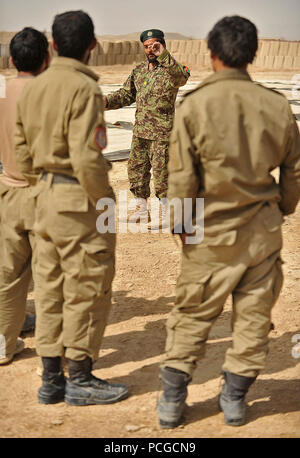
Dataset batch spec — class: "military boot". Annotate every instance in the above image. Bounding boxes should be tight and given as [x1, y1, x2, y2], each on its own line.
[127, 198, 151, 224]
[219, 370, 256, 426]
[38, 357, 66, 404]
[157, 366, 192, 429]
[149, 198, 169, 230]
[64, 357, 129, 406]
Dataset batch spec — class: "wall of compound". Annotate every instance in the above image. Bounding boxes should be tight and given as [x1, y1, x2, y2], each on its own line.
[0, 38, 299, 70]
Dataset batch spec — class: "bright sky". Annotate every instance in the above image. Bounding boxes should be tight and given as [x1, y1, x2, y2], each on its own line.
[0, 0, 299, 40]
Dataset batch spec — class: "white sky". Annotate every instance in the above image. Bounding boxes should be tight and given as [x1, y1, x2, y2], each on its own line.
[0, 0, 299, 40]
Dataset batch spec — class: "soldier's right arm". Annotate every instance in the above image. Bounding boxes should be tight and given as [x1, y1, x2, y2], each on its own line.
[106, 71, 136, 110]
[279, 112, 300, 215]
[14, 103, 37, 185]
[68, 86, 115, 206]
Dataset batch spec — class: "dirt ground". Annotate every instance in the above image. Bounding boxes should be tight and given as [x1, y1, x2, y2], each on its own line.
[0, 68, 299, 440]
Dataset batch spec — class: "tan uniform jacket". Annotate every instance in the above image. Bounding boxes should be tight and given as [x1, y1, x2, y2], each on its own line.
[167, 69, 300, 234]
[15, 57, 113, 206]
[0, 77, 32, 187]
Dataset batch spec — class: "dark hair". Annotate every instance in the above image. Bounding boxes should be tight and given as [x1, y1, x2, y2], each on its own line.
[207, 16, 258, 67]
[52, 10, 95, 60]
[10, 27, 49, 72]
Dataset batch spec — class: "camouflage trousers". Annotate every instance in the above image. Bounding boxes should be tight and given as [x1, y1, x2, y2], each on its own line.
[128, 136, 169, 199]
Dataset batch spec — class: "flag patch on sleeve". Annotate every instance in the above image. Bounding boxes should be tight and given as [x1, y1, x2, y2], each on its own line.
[95, 126, 107, 150]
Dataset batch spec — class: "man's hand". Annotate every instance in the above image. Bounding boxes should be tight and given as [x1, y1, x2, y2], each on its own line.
[151, 41, 165, 57]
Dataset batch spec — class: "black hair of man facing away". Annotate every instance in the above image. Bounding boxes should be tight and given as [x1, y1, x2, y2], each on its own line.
[157, 15, 300, 429]
[14, 10, 129, 406]
[10, 27, 49, 74]
[0, 27, 49, 366]
[51, 10, 95, 62]
[207, 15, 258, 69]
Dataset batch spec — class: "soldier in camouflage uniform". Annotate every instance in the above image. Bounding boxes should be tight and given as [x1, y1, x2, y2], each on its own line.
[104, 29, 190, 223]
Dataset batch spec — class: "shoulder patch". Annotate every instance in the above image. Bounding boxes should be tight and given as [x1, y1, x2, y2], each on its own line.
[183, 65, 191, 75]
[95, 126, 107, 150]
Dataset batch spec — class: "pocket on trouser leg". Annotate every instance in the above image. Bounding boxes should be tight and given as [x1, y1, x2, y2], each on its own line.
[76, 242, 115, 300]
[67, 244, 115, 360]
[225, 255, 284, 377]
[163, 274, 214, 372]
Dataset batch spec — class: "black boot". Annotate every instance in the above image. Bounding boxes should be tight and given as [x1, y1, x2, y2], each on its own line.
[218, 371, 256, 426]
[38, 357, 66, 404]
[65, 357, 129, 406]
[157, 366, 192, 429]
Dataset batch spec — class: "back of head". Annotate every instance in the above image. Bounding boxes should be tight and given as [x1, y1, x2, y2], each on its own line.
[52, 10, 95, 60]
[207, 16, 258, 68]
[10, 27, 49, 73]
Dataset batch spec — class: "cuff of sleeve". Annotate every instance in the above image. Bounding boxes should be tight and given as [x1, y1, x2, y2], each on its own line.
[157, 48, 169, 63]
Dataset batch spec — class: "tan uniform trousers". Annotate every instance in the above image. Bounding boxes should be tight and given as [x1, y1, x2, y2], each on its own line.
[0, 184, 35, 360]
[162, 202, 284, 378]
[33, 175, 116, 361]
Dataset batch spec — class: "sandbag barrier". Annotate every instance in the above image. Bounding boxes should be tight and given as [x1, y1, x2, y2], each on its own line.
[0, 38, 299, 70]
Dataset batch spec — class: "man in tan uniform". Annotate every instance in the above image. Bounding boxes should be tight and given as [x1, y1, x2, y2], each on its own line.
[15, 11, 128, 405]
[0, 28, 49, 365]
[157, 16, 300, 428]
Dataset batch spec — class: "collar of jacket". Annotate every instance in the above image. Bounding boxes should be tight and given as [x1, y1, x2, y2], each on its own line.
[50, 56, 99, 82]
[198, 68, 252, 90]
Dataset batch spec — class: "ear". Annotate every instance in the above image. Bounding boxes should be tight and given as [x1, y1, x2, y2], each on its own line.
[210, 51, 216, 61]
[45, 51, 50, 67]
[89, 37, 97, 51]
[52, 39, 58, 52]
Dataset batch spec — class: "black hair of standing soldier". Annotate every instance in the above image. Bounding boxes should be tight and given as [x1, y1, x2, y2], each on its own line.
[9, 28, 49, 72]
[52, 10, 95, 61]
[207, 16, 258, 67]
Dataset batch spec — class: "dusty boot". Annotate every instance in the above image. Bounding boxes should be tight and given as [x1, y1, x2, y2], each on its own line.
[65, 357, 129, 406]
[159, 198, 169, 230]
[36, 356, 67, 377]
[38, 357, 66, 404]
[219, 371, 256, 426]
[0, 337, 24, 365]
[148, 198, 169, 231]
[127, 198, 150, 224]
[21, 314, 36, 333]
[157, 366, 192, 429]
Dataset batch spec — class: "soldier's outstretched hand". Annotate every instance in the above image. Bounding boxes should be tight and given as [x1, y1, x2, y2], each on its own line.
[151, 41, 164, 57]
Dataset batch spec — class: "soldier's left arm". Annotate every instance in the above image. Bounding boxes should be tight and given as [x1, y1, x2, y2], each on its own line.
[14, 101, 36, 185]
[167, 100, 200, 233]
[157, 49, 190, 87]
[68, 86, 115, 207]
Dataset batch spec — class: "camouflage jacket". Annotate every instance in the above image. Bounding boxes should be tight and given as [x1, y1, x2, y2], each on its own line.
[106, 49, 190, 141]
